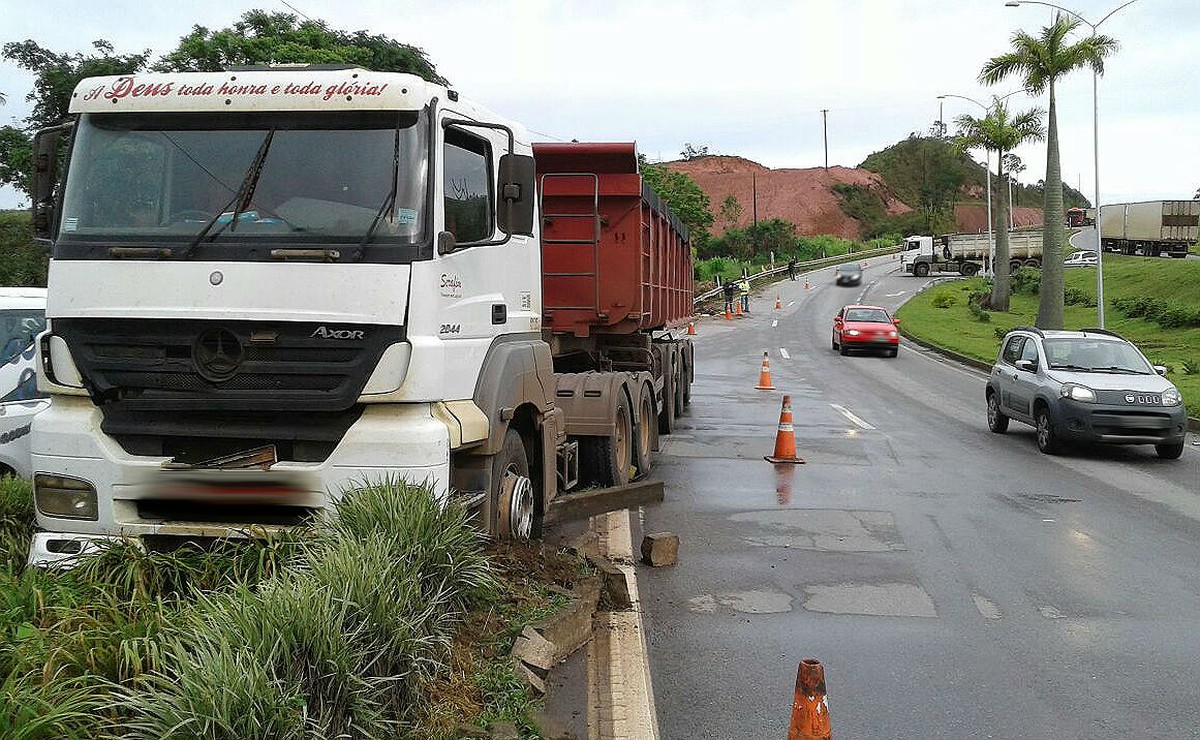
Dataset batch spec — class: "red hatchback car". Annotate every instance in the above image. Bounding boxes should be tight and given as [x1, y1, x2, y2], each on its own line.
[832, 304, 901, 357]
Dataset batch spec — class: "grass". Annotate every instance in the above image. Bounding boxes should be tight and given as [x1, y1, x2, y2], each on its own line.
[0, 477, 584, 738]
[896, 252, 1200, 419]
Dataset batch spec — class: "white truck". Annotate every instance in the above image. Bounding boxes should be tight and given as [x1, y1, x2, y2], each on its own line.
[1099, 200, 1199, 258]
[900, 231, 1044, 277]
[25, 67, 693, 562]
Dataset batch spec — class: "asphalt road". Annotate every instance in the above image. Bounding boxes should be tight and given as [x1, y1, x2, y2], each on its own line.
[637, 258, 1200, 739]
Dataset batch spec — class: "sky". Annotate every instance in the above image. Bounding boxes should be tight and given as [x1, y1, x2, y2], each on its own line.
[2, 0, 1197, 211]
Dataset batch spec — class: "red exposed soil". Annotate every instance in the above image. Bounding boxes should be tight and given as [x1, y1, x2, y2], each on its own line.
[664, 155, 1044, 238]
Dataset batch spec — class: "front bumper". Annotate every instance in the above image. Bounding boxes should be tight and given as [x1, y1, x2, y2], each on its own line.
[1051, 398, 1188, 445]
[30, 396, 451, 541]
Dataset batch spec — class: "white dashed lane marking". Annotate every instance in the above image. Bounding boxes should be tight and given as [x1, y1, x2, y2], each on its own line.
[779, 348, 791, 360]
[830, 404, 876, 430]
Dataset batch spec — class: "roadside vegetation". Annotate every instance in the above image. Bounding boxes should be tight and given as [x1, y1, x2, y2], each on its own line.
[896, 253, 1200, 418]
[695, 231, 895, 289]
[0, 477, 580, 738]
[0, 210, 46, 287]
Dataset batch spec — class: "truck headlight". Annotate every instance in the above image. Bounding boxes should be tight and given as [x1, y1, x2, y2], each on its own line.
[1162, 387, 1182, 406]
[34, 474, 98, 520]
[1060, 383, 1095, 402]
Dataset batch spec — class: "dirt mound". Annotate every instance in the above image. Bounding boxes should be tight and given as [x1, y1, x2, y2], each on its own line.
[664, 156, 910, 240]
[955, 204, 1044, 233]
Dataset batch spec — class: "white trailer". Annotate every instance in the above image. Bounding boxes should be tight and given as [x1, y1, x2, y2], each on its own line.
[1099, 200, 1199, 258]
[900, 231, 1043, 277]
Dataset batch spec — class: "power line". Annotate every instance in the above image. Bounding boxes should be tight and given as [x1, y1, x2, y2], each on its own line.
[279, 0, 314, 22]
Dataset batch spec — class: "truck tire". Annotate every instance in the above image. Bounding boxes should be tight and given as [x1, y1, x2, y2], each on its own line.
[681, 342, 693, 407]
[658, 354, 677, 435]
[914, 262, 930, 278]
[582, 391, 632, 487]
[673, 359, 686, 417]
[492, 428, 537, 541]
[959, 262, 979, 277]
[633, 382, 657, 478]
[1023, 258, 1041, 269]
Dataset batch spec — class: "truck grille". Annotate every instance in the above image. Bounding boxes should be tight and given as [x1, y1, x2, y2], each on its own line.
[51, 318, 402, 462]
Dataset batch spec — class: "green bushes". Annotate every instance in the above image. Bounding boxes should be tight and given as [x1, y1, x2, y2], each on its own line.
[0, 478, 517, 738]
[0, 211, 47, 288]
[931, 292, 958, 309]
[1112, 295, 1200, 329]
[1010, 267, 1041, 296]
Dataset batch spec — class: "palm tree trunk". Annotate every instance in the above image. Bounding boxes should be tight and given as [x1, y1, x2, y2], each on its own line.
[991, 156, 1011, 312]
[1037, 83, 1065, 330]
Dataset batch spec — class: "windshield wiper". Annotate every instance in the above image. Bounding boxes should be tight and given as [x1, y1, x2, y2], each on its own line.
[348, 123, 402, 262]
[1049, 363, 1091, 371]
[177, 128, 276, 259]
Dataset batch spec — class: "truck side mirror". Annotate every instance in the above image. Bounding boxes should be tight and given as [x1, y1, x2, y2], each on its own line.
[31, 123, 73, 243]
[437, 230, 457, 255]
[497, 153, 536, 236]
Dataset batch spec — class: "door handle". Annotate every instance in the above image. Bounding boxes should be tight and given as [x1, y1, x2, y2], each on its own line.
[491, 304, 507, 325]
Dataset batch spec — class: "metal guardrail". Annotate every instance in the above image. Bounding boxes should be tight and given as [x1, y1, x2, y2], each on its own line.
[693, 245, 902, 306]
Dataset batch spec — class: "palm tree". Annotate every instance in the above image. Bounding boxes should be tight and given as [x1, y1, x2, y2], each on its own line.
[955, 99, 1045, 312]
[981, 15, 1118, 329]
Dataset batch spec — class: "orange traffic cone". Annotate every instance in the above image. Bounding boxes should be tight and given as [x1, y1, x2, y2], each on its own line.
[787, 659, 831, 740]
[775, 295, 783, 310]
[755, 351, 775, 390]
[765, 395, 805, 464]
[725, 304, 733, 320]
[804, 277, 811, 291]
[735, 302, 743, 317]
[687, 321, 697, 336]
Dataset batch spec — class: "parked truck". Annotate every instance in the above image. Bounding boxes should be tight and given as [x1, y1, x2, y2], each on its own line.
[24, 67, 694, 562]
[900, 231, 1044, 277]
[1099, 200, 1199, 258]
[1066, 207, 1095, 228]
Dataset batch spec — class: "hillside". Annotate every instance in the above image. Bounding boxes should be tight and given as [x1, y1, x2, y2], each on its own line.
[664, 156, 910, 240]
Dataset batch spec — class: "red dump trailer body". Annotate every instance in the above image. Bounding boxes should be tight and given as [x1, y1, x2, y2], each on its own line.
[534, 142, 693, 338]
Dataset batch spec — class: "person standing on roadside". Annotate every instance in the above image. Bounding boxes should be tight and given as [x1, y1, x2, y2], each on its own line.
[738, 274, 750, 313]
[788, 257, 797, 280]
[723, 279, 737, 315]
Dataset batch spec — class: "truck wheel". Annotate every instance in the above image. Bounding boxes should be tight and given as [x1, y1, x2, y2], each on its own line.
[914, 263, 930, 278]
[681, 344, 693, 407]
[492, 428, 537, 541]
[583, 391, 633, 487]
[633, 383, 657, 478]
[673, 360, 686, 417]
[959, 262, 979, 277]
[658, 358, 677, 435]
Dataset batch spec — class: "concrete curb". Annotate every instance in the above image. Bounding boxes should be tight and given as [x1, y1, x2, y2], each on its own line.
[898, 329, 1200, 433]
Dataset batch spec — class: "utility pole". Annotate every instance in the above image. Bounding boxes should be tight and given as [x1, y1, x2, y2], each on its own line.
[752, 173, 759, 257]
[938, 99, 944, 137]
[821, 109, 829, 170]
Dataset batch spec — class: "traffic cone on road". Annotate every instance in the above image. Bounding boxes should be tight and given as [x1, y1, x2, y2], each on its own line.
[775, 295, 783, 310]
[687, 321, 697, 335]
[804, 277, 811, 291]
[754, 351, 775, 390]
[725, 305, 733, 320]
[787, 659, 832, 740]
[735, 302, 743, 317]
[765, 395, 805, 464]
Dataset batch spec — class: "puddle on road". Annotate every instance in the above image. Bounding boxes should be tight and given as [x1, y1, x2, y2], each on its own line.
[802, 582, 937, 617]
[687, 590, 794, 614]
[730, 509, 906, 552]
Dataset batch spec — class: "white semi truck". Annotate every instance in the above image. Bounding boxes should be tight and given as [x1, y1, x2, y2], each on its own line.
[900, 231, 1044, 277]
[1099, 200, 1199, 258]
[25, 67, 693, 561]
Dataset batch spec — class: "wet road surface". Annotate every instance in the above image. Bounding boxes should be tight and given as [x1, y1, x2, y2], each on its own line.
[638, 260, 1200, 738]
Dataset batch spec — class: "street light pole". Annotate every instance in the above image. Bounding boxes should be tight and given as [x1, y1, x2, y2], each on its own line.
[1006, 0, 1139, 329]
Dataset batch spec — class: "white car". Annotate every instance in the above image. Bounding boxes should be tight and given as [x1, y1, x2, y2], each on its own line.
[1064, 251, 1098, 268]
[0, 287, 49, 479]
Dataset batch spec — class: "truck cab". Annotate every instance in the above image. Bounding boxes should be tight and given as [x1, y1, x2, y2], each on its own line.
[27, 67, 561, 558]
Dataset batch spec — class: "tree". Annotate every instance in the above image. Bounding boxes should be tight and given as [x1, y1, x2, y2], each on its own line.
[680, 143, 709, 161]
[155, 11, 446, 84]
[2, 40, 150, 130]
[954, 98, 1045, 312]
[639, 155, 714, 248]
[981, 15, 1117, 329]
[0, 39, 149, 200]
[718, 194, 742, 233]
[1002, 153, 1026, 207]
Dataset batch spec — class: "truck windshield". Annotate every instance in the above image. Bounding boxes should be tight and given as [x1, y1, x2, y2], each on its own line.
[57, 110, 429, 262]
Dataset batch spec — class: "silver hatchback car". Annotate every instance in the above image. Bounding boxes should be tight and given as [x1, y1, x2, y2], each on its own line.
[985, 327, 1188, 458]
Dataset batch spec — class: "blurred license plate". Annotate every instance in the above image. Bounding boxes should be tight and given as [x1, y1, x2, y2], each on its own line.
[143, 470, 313, 504]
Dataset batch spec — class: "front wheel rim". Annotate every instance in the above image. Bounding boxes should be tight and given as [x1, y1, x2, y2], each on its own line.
[501, 468, 534, 540]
